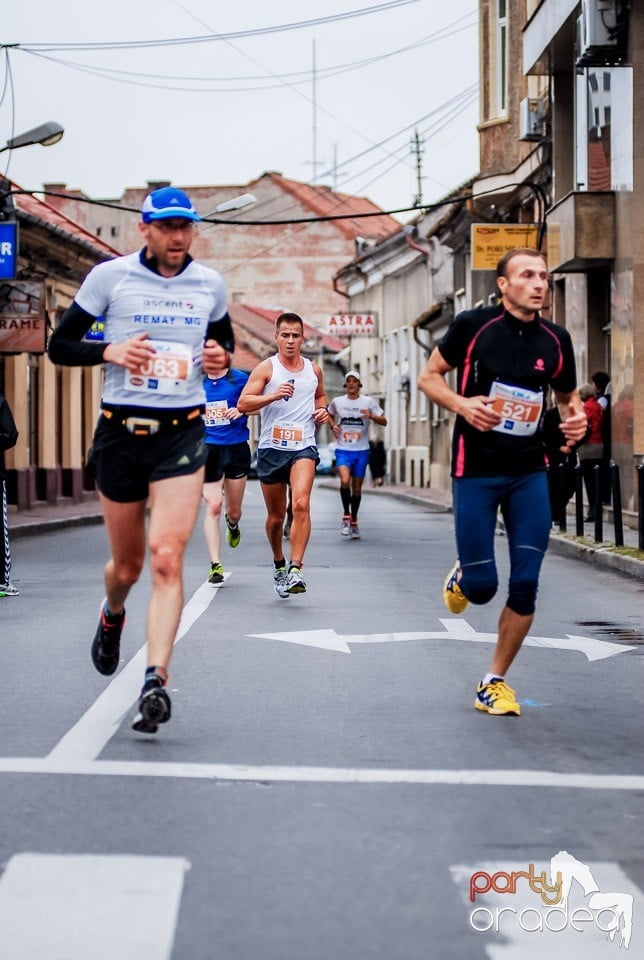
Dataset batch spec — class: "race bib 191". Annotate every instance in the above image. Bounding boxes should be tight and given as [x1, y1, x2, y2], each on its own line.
[489, 381, 543, 437]
[271, 420, 305, 450]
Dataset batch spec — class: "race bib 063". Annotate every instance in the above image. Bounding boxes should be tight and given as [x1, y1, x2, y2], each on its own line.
[125, 340, 191, 396]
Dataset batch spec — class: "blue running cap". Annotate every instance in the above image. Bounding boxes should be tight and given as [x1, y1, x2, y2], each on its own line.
[141, 186, 201, 222]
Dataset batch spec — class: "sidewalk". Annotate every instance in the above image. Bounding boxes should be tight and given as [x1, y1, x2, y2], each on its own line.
[8, 482, 643, 580]
[318, 479, 644, 580]
[8, 498, 105, 540]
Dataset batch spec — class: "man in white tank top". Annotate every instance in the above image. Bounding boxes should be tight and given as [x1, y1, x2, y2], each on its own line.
[238, 312, 329, 598]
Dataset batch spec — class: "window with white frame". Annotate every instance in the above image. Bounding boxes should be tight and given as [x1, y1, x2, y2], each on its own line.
[575, 66, 633, 193]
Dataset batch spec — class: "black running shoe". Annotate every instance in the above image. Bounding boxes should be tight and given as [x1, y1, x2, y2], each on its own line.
[91, 601, 126, 676]
[131, 680, 172, 734]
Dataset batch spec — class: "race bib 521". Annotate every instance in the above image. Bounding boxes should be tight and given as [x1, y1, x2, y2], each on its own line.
[489, 381, 543, 437]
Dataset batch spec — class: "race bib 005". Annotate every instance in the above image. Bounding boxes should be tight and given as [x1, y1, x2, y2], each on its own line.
[205, 400, 229, 427]
[489, 381, 543, 437]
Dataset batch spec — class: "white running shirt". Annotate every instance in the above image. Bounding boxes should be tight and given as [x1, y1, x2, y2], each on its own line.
[258, 356, 319, 450]
[327, 394, 383, 451]
[75, 252, 227, 408]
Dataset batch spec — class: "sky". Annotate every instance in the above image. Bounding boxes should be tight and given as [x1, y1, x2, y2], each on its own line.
[2, 0, 480, 220]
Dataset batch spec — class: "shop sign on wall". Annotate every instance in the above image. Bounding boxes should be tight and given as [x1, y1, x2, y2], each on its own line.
[0, 280, 47, 353]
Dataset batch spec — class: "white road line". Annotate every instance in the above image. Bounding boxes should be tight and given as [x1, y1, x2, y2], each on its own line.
[0, 853, 189, 960]
[2, 757, 644, 790]
[47, 579, 225, 764]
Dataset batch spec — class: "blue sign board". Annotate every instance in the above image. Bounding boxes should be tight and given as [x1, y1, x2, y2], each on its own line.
[0, 221, 18, 279]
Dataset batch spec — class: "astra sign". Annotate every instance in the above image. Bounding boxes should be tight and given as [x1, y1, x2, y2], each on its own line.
[326, 313, 377, 337]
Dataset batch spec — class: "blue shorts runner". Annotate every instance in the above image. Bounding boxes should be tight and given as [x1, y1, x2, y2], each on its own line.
[257, 446, 319, 485]
[334, 448, 370, 478]
[453, 471, 551, 616]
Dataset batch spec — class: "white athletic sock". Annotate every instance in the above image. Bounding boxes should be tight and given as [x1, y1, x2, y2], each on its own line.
[483, 673, 504, 685]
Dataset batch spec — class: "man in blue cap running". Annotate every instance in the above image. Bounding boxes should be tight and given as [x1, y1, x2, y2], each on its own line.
[49, 186, 234, 735]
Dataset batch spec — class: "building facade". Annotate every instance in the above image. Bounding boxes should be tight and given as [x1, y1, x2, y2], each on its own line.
[43, 172, 399, 334]
[523, 0, 640, 510]
[1, 186, 117, 509]
[334, 0, 641, 518]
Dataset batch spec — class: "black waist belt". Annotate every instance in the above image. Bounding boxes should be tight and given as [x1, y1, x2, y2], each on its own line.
[101, 404, 204, 436]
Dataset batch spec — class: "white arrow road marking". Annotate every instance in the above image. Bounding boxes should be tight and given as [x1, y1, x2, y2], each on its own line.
[48, 577, 227, 764]
[248, 628, 351, 653]
[249, 618, 637, 661]
[0, 854, 189, 960]
[451, 860, 642, 957]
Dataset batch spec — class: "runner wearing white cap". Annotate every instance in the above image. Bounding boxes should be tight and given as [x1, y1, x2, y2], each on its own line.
[327, 371, 387, 539]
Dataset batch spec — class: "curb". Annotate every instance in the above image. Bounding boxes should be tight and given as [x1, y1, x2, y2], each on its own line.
[547, 533, 644, 580]
[11, 513, 104, 541]
[318, 480, 644, 580]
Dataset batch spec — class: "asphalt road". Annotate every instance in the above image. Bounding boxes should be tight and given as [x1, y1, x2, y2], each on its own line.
[1, 481, 643, 959]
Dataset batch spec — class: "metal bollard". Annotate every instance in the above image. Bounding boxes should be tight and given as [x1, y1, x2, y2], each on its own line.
[638, 464, 644, 552]
[593, 463, 603, 542]
[575, 463, 584, 536]
[558, 462, 567, 531]
[610, 461, 623, 547]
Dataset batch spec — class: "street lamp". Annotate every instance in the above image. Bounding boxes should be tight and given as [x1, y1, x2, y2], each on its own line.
[0, 121, 64, 154]
[202, 193, 257, 217]
[0, 122, 65, 275]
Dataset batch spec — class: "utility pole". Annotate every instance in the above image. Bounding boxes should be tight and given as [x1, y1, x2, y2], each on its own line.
[311, 39, 318, 184]
[410, 128, 425, 207]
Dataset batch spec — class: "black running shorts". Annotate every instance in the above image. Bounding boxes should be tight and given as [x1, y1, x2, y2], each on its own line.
[89, 416, 207, 503]
[204, 441, 251, 482]
[256, 445, 319, 485]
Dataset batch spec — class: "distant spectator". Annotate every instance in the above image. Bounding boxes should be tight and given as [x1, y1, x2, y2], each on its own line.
[368, 438, 387, 487]
[578, 383, 604, 521]
[543, 400, 577, 525]
[591, 370, 611, 503]
[0, 390, 19, 596]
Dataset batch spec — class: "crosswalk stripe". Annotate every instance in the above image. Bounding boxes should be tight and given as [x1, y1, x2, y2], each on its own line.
[2, 758, 644, 789]
[0, 853, 189, 959]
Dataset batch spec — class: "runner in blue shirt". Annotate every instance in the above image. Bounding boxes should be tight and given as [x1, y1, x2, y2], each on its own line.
[202, 344, 251, 584]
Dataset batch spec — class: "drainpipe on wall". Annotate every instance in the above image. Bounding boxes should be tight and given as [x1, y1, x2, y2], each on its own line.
[332, 273, 350, 298]
[404, 228, 432, 259]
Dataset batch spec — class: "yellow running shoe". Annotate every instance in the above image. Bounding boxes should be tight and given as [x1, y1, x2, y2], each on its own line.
[475, 679, 521, 716]
[443, 562, 469, 614]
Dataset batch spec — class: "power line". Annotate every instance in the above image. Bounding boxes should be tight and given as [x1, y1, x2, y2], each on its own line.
[15, 16, 475, 92]
[195, 86, 477, 230]
[11, 1, 421, 52]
